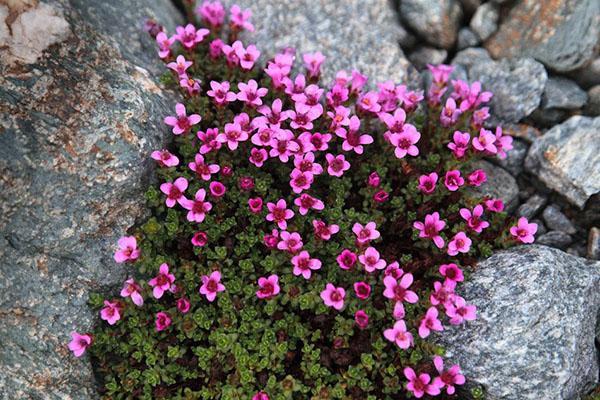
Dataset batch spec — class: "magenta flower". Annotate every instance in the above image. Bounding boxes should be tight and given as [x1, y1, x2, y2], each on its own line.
[239, 176, 254, 191]
[181, 189, 212, 223]
[357, 91, 381, 114]
[439, 97, 461, 127]
[472, 128, 497, 154]
[230, 4, 254, 32]
[468, 169, 487, 187]
[289, 170, 314, 194]
[180, 76, 201, 97]
[167, 55, 192, 76]
[217, 122, 249, 150]
[358, 246, 387, 273]
[191, 231, 208, 247]
[417, 172, 438, 195]
[256, 99, 290, 128]
[237, 79, 268, 107]
[151, 149, 179, 167]
[494, 126, 514, 159]
[447, 232, 472, 256]
[428, 64, 454, 86]
[232, 41, 260, 71]
[430, 280, 456, 307]
[413, 212, 446, 248]
[368, 171, 381, 187]
[337, 115, 374, 154]
[393, 301, 406, 320]
[198, 127, 222, 154]
[303, 51, 325, 78]
[328, 105, 351, 130]
[446, 296, 477, 325]
[188, 154, 220, 181]
[460, 205, 489, 233]
[68, 332, 92, 357]
[177, 297, 191, 313]
[510, 217, 538, 243]
[209, 181, 226, 198]
[252, 392, 269, 400]
[312, 219, 339, 241]
[336, 249, 358, 270]
[256, 274, 280, 299]
[404, 367, 441, 398]
[175, 23, 209, 49]
[485, 198, 505, 213]
[432, 356, 466, 395]
[384, 320, 413, 349]
[199, 271, 225, 302]
[100, 300, 121, 325]
[160, 177, 188, 208]
[266, 199, 294, 230]
[113, 236, 140, 263]
[320, 283, 346, 310]
[299, 131, 332, 152]
[156, 31, 174, 59]
[439, 263, 464, 284]
[248, 197, 263, 214]
[325, 153, 350, 177]
[207, 81, 237, 106]
[197, 1, 225, 28]
[389, 124, 421, 159]
[209, 38, 224, 59]
[149, 263, 176, 299]
[155, 311, 172, 331]
[444, 170, 464, 192]
[448, 130, 470, 158]
[294, 152, 323, 176]
[277, 231, 303, 253]
[294, 194, 324, 215]
[289, 102, 321, 130]
[263, 229, 279, 249]
[291, 250, 322, 279]
[353, 281, 371, 300]
[373, 190, 389, 203]
[249, 147, 268, 167]
[352, 221, 380, 244]
[120, 278, 143, 306]
[418, 307, 444, 338]
[354, 310, 369, 329]
[380, 107, 406, 134]
[269, 129, 299, 162]
[383, 274, 418, 303]
[164, 103, 201, 135]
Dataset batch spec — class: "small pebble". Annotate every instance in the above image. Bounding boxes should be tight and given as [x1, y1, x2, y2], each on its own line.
[588, 227, 600, 260]
[518, 195, 546, 219]
[536, 231, 573, 249]
[542, 205, 577, 235]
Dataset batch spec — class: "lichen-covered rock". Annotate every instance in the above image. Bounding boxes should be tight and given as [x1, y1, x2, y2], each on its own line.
[525, 116, 600, 208]
[469, 160, 519, 212]
[440, 245, 600, 400]
[0, 0, 181, 398]
[216, 0, 414, 86]
[485, 0, 600, 73]
[399, 0, 463, 50]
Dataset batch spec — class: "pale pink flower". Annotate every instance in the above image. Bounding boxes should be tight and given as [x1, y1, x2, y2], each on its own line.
[299, 131, 332, 152]
[510, 217, 537, 243]
[100, 300, 121, 325]
[188, 153, 220, 181]
[418, 172, 438, 195]
[207, 81, 237, 106]
[444, 170, 464, 192]
[232, 41, 260, 70]
[404, 367, 442, 398]
[447, 232, 472, 256]
[400, 89, 424, 112]
[320, 283, 346, 310]
[430, 280, 456, 307]
[283, 73, 306, 97]
[256, 274, 280, 299]
[68, 332, 92, 357]
[336, 249, 358, 270]
[217, 122, 248, 150]
[428, 64, 454, 86]
[460, 205, 489, 233]
[230, 4, 254, 32]
[383, 274, 418, 303]
[196, 1, 225, 28]
[199, 271, 225, 302]
[325, 153, 350, 177]
[326, 83, 349, 107]
[413, 212, 446, 248]
[167, 55, 192, 76]
[357, 91, 381, 113]
[494, 126, 513, 159]
[384, 320, 413, 349]
[179, 77, 201, 96]
[303, 51, 325, 78]
[209, 181, 226, 198]
[393, 301, 406, 320]
[294, 194, 324, 215]
[120, 278, 143, 306]
[175, 23, 209, 49]
[418, 307, 444, 338]
[353, 281, 371, 300]
[337, 115, 373, 154]
[312, 219, 339, 241]
[152, 149, 179, 167]
[351, 69, 368, 94]
[113, 236, 140, 263]
[472, 128, 497, 154]
[359, 247, 386, 272]
[352, 222, 380, 244]
[156, 31, 175, 59]
[380, 108, 406, 134]
[439, 263, 464, 284]
[198, 127, 222, 154]
[266, 199, 294, 230]
[432, 356, 466, 395]
[327, 105, 351, 130]
[149, 263, 176, 299]
[289, 102, 321, 130]
[181, 189, 212, 223]
[237, 79, 268, 107]
[440, 97, 461, 127]
[292, 250, 321, 279]
[389, 124, 421, 159]
[160, 177, 188, 208]
[209, 38, 224, 59]
[269, 129, 299, 163]
[164, 103, 201, 135]
[289, 169, 314, 194]
[446, 296, 477, 325]
[448, 131, 470, 158]
[277, 231, 303, 253]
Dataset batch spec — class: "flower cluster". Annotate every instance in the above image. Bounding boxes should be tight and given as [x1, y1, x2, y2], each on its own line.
[73, 2, 537, 399]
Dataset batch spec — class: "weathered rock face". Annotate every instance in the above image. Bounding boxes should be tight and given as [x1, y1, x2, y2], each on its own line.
[525, 116, 600, 208]
[540, 77, 588, 111]
[485, 0, 600, 73]
[399, 0, 463, 50]
[0, 0, 181, 398]
[216, 0, 415, 87]
[440, 245, 600, 400]
[469, 160, 519, 212]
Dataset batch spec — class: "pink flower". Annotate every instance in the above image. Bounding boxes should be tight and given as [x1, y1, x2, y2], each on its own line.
[303, 51, 325, 78]
[155, 311, 172, 331]
[232, 41, 260, 70]
[460, 205, 489, 233]
[413, 212, 446, 248]
[289, 102, 321, 130]
[325, 153, 350, 177]
[440, 97, 461, 127]
[252, 392, 269, 400]
[447, 232, 472, 256]
[164, 103, 201, 135]
[312, 219, 339, 241]
[353, 281, 371, 300]
[389, 124, 421, 159]
[432, 356, 466, 395]
[418, 172, 438, 195]
[320, 283, 346, 310]
[209, 181, 226, 198]
[191, 231, 208, 247]
[351, 70, 368, 94]
[294, 194, 324, 215]
[428, 64, 454, 86]
[100, 300, 121, 325]
[256, 274, 280, 299]
[368, 172, 381, 187]
[151, 149, 179, 167]
[160, 177, 188, 208]
[430, 280, 456, 307]
[289, 169, 314, 194]
[485, 198, 505, 212]
[156, 31, 174, 59]
[266, 199, 294, 230]
[207, 81, 237, 106]
[249, 147, 268, 167]
[380, 107, 406, 134]
[269, 129, 299, 162]
[439, 263, 464, 284]
[179, 77, 201, 96]
[352, 221, 380, 244]
[188, 154, 220, 181]
[510, 217, 538, 243]
[177, 297, 191, 313]
[337, 115, 373, 154]
[209, 38, 224, 59]
[384, 320, 413, 349]
[248, 197, 263, 214]
[357, 91, 381, 113]
[383, 274, 418, 303]
[354, 310, 369, 329]
[404, 367, 441, 398]
[294, 152, 323, 176]
[239, 176, 254, 191]
[373, 190, 389, 203]
[199, 271, 225, 302]
[230, 4, 254, 32]
[277, 231, 303, 253]
[393, 301, 406, 320]
[263, 229, 279, 249]
[336, 249, 358, 270]
[175, 23, 209, 49]
[494, 126, 513, 160]
[400, 89, 424, 112]
[446, 296, 477, 325]
[217, 122, 249, 150]
[256, 99, 290, 128]
[300, 131, 332, 152]
[448, 131, 471, 158]
[468, 169, 487, 187]
[444, 170, 465, 192]
[472, 128, 497, 154]
[198, 127, 222, 154]
[113, 236, 140, 263]
[68, 332, 92, 357]
[237, 79, 268, 107]
[291, 250, 322, 279]
[358, 246, 387, 273]
[418, 307, 444, 338]
[181, 189, 212, 223]
[149, 263, 176, 299]
[197, 1, 225, 28]
[120, 278, 143, 306]
[167, 55, 192, 76]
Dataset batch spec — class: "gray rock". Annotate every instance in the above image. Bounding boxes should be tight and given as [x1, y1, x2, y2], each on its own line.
[397, 23, 419, 51]
[466, 57, 548, 124]
[217, 0, 413, 86]
[469, 160, 519, 212]
[584, 85, 600, 117]
[486, 0, 600, 73]
[525, 116, 600, 208]
[458, 0, 481, 15]
[569, 57, 600, 89]
[588, 227, 600, 260]
[567, 244, 587, 258]
[541, 77, 588, 110]
[408, 46, 448, 70]
[492, 138, 528, 176]
[542, 205, 577, 235]
[441, 245, 600, 400]
[457, 27, 480, 50]
[451, 47, 492, 71]
[517, 194, 547, 220]
[503, 123, 542, 144]
[528, 108, 568, 129]
[0, 0, 181, 398]
[532, 219, 547, 236]
[399, 0, 463, 50]
[469, 2, 499, 41]
[536, 231, 573, 249]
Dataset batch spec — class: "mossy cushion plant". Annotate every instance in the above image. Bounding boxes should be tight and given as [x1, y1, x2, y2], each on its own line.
[68, 2, 538, 399]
